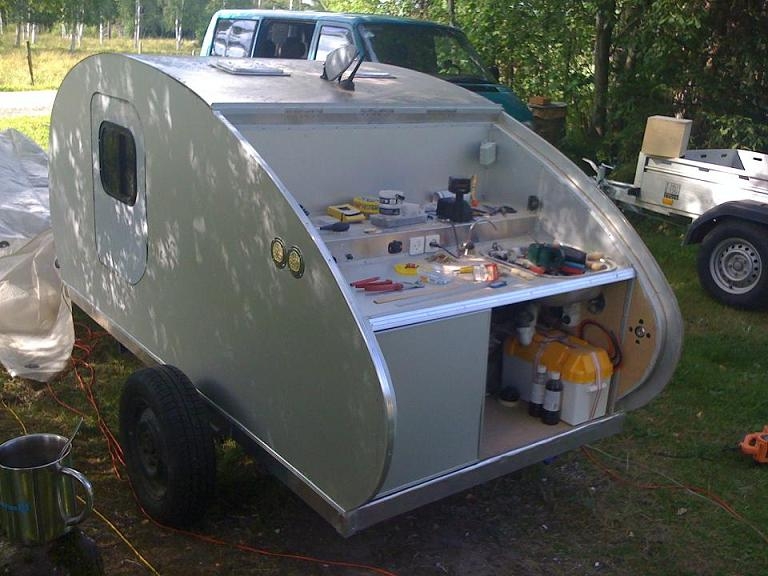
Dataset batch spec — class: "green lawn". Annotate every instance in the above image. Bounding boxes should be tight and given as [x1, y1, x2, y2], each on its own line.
[0, 115, 50, 148]
[0, 32, 198, 91]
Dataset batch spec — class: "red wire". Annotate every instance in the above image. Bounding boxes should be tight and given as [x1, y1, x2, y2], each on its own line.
[47, 323, 400, 576]
[45, 325, 124, 475]
[581, 446, 768, 544]
[152, 521, 400, 576]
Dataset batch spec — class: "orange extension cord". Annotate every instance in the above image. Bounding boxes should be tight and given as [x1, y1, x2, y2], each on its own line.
[581, 445, 768, 545]
[10, 324, 399, 576]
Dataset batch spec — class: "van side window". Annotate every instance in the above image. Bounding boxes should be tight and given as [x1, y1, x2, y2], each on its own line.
[257, 20, 315, 59]
[315, 25, 353, 61]
[361, 24, 438, 75]
[211, 18, 257, 57]
[98, 121, 137, 207]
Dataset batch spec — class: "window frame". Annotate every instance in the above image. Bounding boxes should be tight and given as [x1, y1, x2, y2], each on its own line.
[98, 120, 138, 207]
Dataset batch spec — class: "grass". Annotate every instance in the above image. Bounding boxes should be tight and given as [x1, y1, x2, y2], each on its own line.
[0, 115, 50, 148]
[577, 216, 768, 574]
[0, 32, 199, 91]
[2, 49, 768, 572]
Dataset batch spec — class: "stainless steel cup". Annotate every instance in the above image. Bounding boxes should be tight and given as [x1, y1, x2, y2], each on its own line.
[0, 433, 93, 545]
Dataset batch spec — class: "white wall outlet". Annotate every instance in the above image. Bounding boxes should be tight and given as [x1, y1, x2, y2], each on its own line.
[425, 234, 441, 253]
[479, 140, 497, 166]
[409, 236, 425, 256]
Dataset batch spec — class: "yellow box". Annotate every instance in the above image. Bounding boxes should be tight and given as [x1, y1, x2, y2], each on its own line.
[352, 196, 379, 216]
[641, 116, 692, 158]
[327, 204, 366, 222]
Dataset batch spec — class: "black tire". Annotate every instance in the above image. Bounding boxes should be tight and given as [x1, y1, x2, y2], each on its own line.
[697, 221, 768, 309]
[119, 365, 216, 527]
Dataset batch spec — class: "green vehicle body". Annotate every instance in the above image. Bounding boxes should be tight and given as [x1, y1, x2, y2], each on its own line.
[200, 10, 534, 124]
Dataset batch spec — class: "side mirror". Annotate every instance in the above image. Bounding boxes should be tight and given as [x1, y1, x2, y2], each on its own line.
[321, 44, 358, 82]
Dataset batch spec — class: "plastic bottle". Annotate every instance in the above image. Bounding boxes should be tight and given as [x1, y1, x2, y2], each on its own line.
[541, 370, 563, 425]
[528, 364, 548, 417]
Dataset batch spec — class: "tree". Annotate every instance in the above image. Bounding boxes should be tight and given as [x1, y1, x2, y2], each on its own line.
[4, 0, 60, 46]
[589, 0, 615, 137]
[606, 0, 768, 159]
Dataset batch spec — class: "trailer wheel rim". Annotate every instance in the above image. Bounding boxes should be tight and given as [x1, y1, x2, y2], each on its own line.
[135, 408, 168, 500]
[709, 237, 762, 294]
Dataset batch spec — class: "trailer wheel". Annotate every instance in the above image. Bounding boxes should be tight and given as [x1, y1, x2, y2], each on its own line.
[119, 365, 216, 526]
[697, 221, 768, 309]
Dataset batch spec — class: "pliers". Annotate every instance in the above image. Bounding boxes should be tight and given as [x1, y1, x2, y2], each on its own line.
[350, 276, 422, 292]
[351, 277, 403, 292]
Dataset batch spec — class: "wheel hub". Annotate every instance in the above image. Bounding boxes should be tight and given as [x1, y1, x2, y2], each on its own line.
[135, 409, 167, 498]
[712, 239, 761, 293]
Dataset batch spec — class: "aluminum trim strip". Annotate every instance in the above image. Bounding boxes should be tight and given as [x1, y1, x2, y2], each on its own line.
[338, 412, 625, 536]
[368, 267, 636, 331]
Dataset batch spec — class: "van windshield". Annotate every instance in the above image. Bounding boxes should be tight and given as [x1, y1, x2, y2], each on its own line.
[359, 23, 493, 84]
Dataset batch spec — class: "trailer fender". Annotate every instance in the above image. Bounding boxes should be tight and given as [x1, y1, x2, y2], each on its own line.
[685, 200, 768, 245]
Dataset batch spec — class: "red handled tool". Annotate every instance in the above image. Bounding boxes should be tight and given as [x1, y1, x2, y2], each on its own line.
[351, 277, 402, 292]
[350, 277, 423, 293]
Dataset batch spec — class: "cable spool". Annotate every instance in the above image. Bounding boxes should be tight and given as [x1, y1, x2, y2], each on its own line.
[740, 426, 768, 463]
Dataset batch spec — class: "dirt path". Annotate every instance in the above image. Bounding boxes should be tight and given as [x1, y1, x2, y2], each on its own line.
[0, 90, 56, 117]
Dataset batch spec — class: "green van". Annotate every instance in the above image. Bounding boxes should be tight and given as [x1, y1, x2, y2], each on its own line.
[200, 10, 533, 124]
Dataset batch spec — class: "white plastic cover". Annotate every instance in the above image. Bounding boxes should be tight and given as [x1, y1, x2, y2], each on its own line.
[0, 129, 74, 381]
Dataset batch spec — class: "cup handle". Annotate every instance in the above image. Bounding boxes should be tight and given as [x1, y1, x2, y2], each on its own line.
[58, 466, 94, 526]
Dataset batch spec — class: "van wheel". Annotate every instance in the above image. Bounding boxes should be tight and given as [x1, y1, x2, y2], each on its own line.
[697, 221, 768, 309]
[119, 365, 216, 526]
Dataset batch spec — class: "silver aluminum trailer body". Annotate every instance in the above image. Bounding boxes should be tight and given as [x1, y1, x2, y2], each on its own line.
[607, 149, 768, 220]
[605, 148, 768, 309]
[49, 54, 682, 535]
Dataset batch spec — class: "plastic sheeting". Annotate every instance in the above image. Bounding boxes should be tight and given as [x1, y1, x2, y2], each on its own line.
[0, 129, 74, 381]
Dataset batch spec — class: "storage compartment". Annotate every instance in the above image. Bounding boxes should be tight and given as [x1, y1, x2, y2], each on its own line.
[502, 331, 613, 425]
[641, 115, 692, 158]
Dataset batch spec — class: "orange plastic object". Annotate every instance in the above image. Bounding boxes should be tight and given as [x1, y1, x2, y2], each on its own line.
[739, 426, 768, 464]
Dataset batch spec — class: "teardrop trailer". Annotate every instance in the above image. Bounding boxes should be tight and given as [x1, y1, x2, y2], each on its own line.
[48, 51, 683, 535]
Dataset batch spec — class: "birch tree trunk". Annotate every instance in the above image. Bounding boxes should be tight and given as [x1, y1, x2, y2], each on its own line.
[134, 1, 142, 52]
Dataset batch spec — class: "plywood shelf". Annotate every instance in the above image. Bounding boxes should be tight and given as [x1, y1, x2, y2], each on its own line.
[480, 397, 571, 459]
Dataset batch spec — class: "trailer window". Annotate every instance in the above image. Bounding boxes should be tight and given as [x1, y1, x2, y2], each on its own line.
[98, 121, 137, 207]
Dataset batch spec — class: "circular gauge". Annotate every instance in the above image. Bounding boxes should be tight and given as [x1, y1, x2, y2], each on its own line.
[271, 238, 287, 268]
[287, 246, 305, 278]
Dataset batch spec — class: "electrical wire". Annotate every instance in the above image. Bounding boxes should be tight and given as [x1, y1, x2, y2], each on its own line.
[578, 319, 623, 367]
[47, 326, 124, 476]
[35, 324, 400, 576]
[582, 445, 768, 545]
[78, 496, 162, 576]
[150, 521, 399, 576]
[0, 382, 159, 575]
[1, 398, 27, 435]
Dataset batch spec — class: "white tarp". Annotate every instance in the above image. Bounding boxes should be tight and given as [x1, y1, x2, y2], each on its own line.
[0, 129, 74, 381]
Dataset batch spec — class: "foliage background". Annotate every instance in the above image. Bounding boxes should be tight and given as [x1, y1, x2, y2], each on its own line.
[325, 0, 768, 175]
[1, 1, 766, 172]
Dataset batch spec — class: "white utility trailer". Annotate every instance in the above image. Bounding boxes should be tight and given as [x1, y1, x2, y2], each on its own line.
[49, 52, 682, 535]
[594, 116, 768, 309]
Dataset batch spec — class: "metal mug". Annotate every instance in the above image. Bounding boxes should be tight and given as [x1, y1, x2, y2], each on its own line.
[0, 433, 93, 545]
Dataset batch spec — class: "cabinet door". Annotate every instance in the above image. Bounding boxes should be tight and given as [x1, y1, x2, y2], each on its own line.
[376, 311, 490, 493]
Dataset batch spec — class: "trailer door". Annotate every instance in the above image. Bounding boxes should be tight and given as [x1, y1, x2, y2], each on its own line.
[90, 94, 148, 285]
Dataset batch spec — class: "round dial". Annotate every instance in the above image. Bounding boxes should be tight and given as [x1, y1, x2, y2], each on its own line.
[271, 238, 286, 268]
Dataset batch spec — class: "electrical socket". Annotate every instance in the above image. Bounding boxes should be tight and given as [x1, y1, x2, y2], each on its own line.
[425, 234, 441, 253]
[409, 236, 425, 256]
